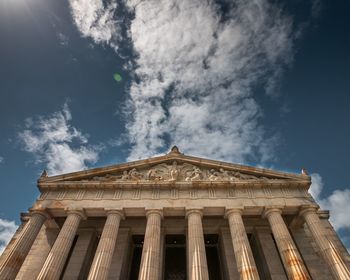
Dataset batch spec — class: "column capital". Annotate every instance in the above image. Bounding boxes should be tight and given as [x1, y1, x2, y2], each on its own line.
[225, 207, 243, 218]
[105, 209, 125, 219]
[145, 209, 163, 219]
[263, 207, 283, 218]
[29, 207, 51, 219]
[185, 208, 203, 218]
[21, 213, 31, 222]
[299, 205, 319, 217]
[65, 208, 87, 220]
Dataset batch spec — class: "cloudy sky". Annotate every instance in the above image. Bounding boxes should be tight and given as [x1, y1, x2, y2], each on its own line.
[0, 0, 349, 252]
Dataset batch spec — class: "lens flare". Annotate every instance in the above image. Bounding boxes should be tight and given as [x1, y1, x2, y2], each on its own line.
[113, 73, 122, 82]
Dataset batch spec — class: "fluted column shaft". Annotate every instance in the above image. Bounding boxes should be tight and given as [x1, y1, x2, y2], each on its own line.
[226, 209, 260, 280]
[301, 207, 350, 280]
[265, 208, 311, 280]
[186, 209, 209, 280]
[87, 210, 124, 280]
[0, 211, 47, 279]
[37, 210, 85, 280]
[138, 210, 162, 280]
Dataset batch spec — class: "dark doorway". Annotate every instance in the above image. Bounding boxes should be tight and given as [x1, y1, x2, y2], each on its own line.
[129, 235, 144, 280]
[60, 235, 78, 280]
[164, 235, 186, 280]
[248, 233, 268, 280]
[205, 234, 222, 280]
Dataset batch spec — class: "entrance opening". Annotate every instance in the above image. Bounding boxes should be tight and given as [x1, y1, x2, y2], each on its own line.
[248, 233, 269, 279]
[164, 235, 186, 280]
[204, 234, 222, 280]
[129, 235, 144, 280]
[79, 233, 99, 279]
[59, 235, 78, 280]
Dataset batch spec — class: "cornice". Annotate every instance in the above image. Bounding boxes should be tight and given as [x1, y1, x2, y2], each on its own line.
[38, 179, 311, 192]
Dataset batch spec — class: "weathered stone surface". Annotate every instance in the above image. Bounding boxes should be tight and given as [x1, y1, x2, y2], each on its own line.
[0, 150, 349, 280]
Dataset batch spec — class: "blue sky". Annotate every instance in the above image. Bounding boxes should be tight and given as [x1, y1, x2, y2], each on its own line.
[0, 0, 349, 252]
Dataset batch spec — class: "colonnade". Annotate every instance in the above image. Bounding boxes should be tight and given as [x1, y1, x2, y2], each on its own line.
[0, 206, 349, 280]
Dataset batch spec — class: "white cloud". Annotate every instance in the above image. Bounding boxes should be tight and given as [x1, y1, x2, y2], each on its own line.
[0, 218, 18, 254]
[18, 103, 100, 176]
[309, 173, 323, 199]
[68, 0, 119, 50]
[121, 0, 294, 162]
[0, 156, 3, 164]
[310, 173, 350, 239]
[67, 1, 308, 164]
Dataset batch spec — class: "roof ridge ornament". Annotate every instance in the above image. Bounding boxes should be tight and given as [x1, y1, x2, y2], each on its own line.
[40, 170, 48, 179]
[301, 168, 308, 176]
[168, 145, 181, 155]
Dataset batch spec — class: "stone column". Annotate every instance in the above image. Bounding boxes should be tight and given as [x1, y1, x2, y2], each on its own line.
[87, 210, 124, 280]
[186, 209, 209, 280]
[0, 210, 48, 279]
[37, 209, 86, 280]
[264, 208, 311, 280]
[226, 209, 260, 280]
[138, 209, 163, 280]
[300, 206, 350, 280]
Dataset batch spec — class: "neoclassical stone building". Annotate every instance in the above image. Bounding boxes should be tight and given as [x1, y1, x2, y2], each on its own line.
[0, 146, 349, 280]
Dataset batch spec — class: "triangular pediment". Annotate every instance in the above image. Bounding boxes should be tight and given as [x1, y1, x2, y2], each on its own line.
[38, 147, 310, 185]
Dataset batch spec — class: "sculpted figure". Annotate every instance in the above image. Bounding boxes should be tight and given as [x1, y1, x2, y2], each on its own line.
[218, 168, 232, 181]
[93, 174, 116, 181]
[185, 169, 193, 181]
[93, 176, 103, 181]
[232, 171, 257, 180]
[148, 169, 156, 180]
[192, 167, 202, 181]
[208, 169, 220, 181]
[129, 168, 143, 180]
[148, 169, 163, 181]
[121, 170, 129, 180]
[168, 161, 179, 181]
[186, 167, 202, 181]
[105, 174, 119, 181]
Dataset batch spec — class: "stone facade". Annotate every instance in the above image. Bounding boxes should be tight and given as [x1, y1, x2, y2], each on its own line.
[1, 146, 349, 280]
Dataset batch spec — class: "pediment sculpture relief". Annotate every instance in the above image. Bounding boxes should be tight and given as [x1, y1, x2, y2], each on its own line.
[91, 161, 276, 182]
